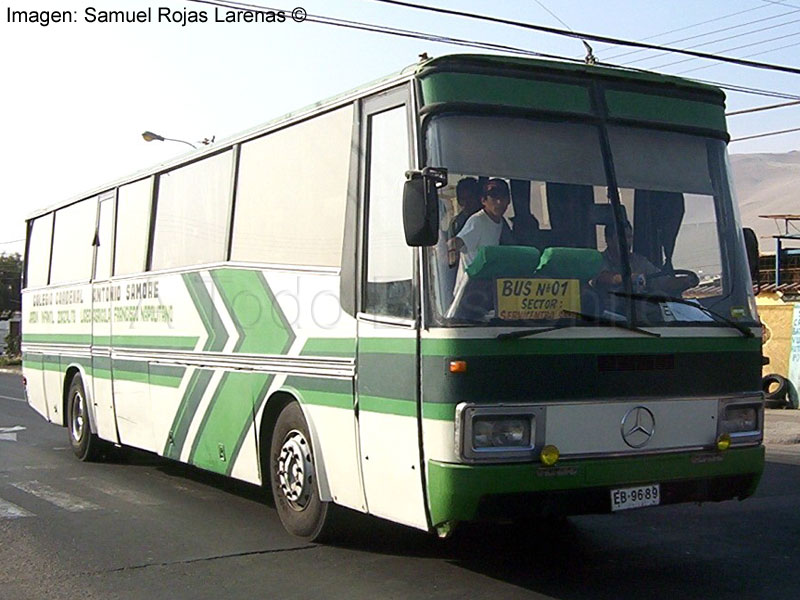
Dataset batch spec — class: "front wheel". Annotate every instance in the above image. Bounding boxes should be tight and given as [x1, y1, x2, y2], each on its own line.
[67, 374, 104, 461]
[269, 402, 337, 541]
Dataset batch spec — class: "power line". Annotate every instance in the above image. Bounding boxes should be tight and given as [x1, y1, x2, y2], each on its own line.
[620, 14, 800, 67]
[649, 29, 800, 71]
[187, 0, 800, 102]
[611, 8, 800, 64]
[727, 99, 800, 116]
[730, 126, 800, 141]
[694, 77, 800, 100]
[368, 0, 800, 76]
[676, 39, 800, 75]
[187, 0, 571, 61]
[531, 0, 574, 32]
[763, 0, 800, 9]
[602, 4, 786, 61]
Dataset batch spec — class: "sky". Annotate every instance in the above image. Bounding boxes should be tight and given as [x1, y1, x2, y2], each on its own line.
[1, 0, 799, 256]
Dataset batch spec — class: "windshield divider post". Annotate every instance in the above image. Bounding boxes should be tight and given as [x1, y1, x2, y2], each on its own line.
[589, 81, 636, 324]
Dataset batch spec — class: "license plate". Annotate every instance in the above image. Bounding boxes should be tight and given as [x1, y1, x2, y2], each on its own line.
[610, 484, 660, 511]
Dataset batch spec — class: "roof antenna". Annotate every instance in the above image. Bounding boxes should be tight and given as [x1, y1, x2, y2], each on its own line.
[419, 52, 430, 62]
[533, 0, 596, 65]
[583, 41, 597, 65]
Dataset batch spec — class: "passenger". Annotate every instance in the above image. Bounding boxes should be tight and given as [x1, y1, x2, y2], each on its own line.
[448, 177, 481, 238]
[448, 178, 513, 271]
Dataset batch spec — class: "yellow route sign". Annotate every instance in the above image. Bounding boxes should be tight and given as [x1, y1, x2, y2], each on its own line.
[496, 278, 581, 320]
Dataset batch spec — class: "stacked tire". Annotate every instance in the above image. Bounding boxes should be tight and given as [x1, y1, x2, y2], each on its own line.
[762, 374, 799, 409]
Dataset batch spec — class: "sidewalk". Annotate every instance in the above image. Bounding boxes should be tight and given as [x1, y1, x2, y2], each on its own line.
[764, 407, 800, 460]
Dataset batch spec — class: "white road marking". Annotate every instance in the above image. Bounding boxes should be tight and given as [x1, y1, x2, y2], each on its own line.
[0, 497, 34, 519]
[0, 394, 25, 403]
[11, 481, 101, 512]
[0, 426, 25, 433]
[68, 476, 163, 506]
[0, 425, 25, 442]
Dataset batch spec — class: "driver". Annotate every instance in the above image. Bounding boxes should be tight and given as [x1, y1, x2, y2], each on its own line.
[594, 222, 698, 295]
[594, 222, 657, 293]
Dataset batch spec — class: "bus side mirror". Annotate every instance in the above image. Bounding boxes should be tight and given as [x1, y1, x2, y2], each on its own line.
[403, 168, 444, 247]
[743, 227, 759, 285]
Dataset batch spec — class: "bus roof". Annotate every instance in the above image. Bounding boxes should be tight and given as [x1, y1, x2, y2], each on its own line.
[27, 53, 725, 221]
[418, 54, 724, 97]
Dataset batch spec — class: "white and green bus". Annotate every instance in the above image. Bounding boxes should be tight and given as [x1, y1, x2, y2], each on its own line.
[22, 54, 765, 540]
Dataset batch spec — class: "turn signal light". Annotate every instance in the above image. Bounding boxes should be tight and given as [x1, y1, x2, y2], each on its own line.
[717, 433, 731, 451]
[449, 360, 467, 374]
[540, 445, 560, 466]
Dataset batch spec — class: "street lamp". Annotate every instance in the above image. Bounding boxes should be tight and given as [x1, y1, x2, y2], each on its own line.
[141, 131, 197, 149]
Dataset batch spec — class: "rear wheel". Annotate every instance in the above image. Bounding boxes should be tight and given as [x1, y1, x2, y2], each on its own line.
[269, 402, 336, 541]
[67, 374, 103, 461]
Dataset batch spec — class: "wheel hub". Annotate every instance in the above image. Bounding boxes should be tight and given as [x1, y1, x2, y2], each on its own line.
[277, 430, 313, 510]
[71, 391, 85, 442]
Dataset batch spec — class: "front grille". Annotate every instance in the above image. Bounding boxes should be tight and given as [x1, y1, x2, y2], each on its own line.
[598, 354, 675, 372]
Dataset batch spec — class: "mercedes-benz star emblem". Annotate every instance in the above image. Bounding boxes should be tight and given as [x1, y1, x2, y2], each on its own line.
[620, 406, 656, 449]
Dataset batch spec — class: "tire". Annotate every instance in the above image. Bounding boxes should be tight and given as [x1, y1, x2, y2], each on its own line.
[269, 402, 336, 541]
[66, 374, 104, 461]
[762, 373, 789, 408]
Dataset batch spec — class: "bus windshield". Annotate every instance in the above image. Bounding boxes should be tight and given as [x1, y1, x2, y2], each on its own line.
[424, 114, 757, 329]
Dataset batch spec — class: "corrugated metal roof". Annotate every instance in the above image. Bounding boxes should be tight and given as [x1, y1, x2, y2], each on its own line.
[758, 282, 800, 296]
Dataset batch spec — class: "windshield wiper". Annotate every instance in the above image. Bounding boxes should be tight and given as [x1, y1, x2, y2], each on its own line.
[609, 291, 755, 338]
[496, 311, 660, 340]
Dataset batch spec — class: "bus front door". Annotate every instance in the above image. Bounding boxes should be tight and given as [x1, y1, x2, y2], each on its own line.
[354, 91, 428, 530]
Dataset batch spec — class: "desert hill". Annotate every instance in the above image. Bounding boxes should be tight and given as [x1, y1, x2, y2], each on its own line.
[729, 151, 800, 251]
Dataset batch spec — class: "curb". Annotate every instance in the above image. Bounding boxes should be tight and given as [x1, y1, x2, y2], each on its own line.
[0, 366, 22, 375]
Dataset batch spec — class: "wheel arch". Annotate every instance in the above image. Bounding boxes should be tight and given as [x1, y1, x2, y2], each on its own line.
[257, 387, 332, 502]
[62, 363, 97, 434]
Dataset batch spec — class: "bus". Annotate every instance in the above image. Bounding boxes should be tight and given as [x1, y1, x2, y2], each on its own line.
[22, 53, 765, 541]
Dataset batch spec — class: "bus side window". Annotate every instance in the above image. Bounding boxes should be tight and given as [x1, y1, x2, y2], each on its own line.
[364, 105, 413, 319]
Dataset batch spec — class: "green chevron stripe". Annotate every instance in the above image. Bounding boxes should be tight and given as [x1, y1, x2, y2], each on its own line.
[164, 369, 214, 459]
[188, 371, 273, 475]
[183, 272, 228, 352]
[227, 375, 273, 476]
[210, 269, 295, 355]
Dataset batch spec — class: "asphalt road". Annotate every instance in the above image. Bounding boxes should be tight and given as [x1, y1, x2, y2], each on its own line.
[1, 371, 799, 600]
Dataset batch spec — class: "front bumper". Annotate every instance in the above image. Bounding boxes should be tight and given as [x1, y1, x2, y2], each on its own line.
[426, 445, 764, 525]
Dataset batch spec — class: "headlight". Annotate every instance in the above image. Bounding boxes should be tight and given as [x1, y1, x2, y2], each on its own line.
[473, 416, 531, 448]
[457, 404, 543, 462]
[720, 406, 758, 435]
[717, 398, 762, 446]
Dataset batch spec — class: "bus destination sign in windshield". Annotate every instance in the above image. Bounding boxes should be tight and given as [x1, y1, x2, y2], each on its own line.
[495, 278, 580, 321]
